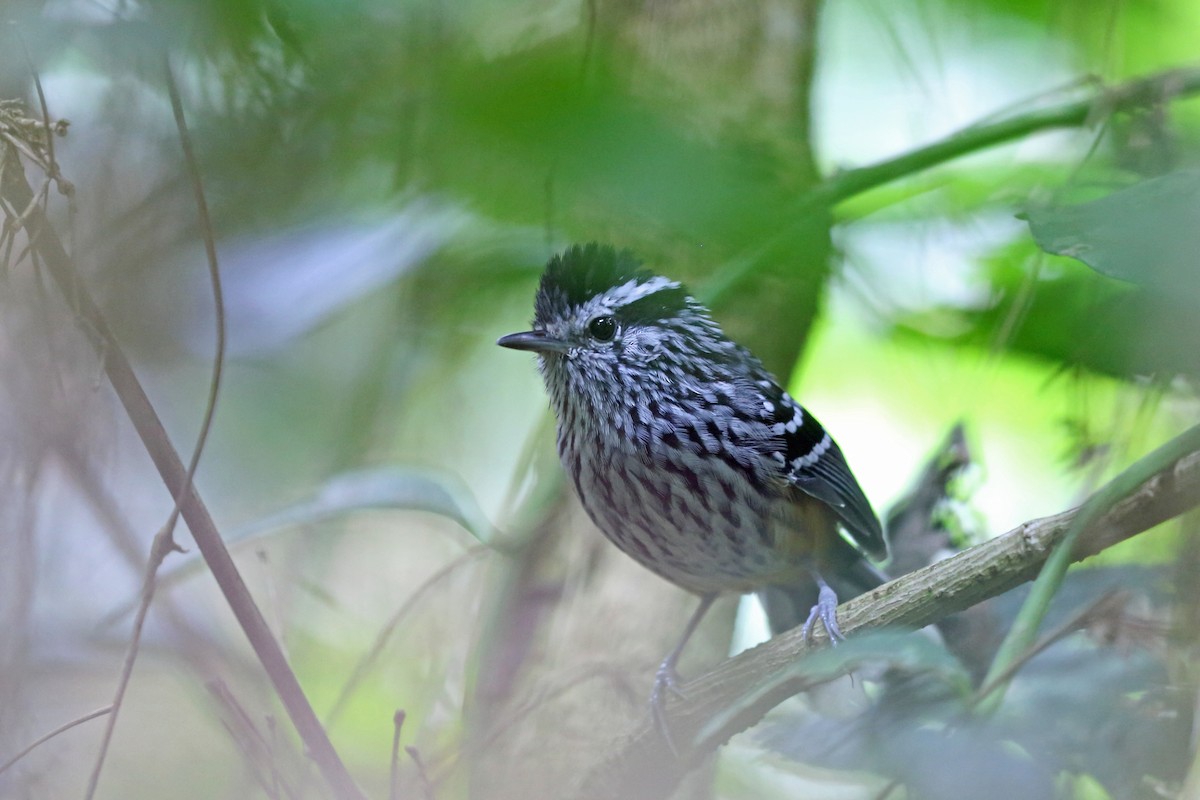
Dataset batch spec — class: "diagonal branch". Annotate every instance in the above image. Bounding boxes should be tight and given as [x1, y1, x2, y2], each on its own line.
[0, 146, 364, 797]
[573, 442, 1200, 800]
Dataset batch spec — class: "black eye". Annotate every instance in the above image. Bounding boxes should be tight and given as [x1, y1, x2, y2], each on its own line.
[587, 315, 617, 341]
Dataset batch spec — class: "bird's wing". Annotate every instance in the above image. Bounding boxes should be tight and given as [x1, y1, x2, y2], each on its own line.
[757, 379, 887, 560]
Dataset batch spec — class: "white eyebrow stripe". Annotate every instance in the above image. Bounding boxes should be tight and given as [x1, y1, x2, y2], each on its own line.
[604, 276, 681, 308]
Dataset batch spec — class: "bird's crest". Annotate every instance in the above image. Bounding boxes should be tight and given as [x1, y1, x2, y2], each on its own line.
[536, 243, 692, 326]
[539, 243, 649, 309]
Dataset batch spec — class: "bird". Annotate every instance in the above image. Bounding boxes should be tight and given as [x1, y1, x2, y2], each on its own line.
[497, 243, 886, 748]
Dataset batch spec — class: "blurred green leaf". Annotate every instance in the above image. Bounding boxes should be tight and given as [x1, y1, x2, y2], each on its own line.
[101, 467, 490, 626]
[1026, 170, 1200, 301]
[250, 466, 493, 541]
[430, 42, 797, 251]
[697, 631, 971, 749]
[759, 569, 1181, 800]
[897, 253, 1200, 379]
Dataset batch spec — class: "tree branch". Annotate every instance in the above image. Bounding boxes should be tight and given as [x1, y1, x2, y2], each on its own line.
[702, 65, 1200, 317]
[0, 706, 112, 777]
[573, 443, 1200, 800]
[812, 66, 1200, 208]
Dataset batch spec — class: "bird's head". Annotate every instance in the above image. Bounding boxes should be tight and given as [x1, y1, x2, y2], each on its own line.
[498, 244, 731, 404]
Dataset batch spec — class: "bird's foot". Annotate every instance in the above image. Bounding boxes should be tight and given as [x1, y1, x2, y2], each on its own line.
[650, 659, 687, 757]
[801, 580, 845, 644]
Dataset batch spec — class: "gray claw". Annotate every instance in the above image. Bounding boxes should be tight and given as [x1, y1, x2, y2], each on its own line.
[801, 580, 844, 644]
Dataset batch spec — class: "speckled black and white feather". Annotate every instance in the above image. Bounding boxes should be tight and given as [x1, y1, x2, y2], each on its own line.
[524, 244, 884, 595]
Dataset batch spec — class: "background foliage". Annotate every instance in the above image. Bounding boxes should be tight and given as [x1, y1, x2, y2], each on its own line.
[2, 0, 1200, 798]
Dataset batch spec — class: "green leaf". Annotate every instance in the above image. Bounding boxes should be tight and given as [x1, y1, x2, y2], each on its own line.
[696, 631, 971, 749]
[1025, 170, 1200, 300]
[895, 250, 1200, 379]
[100, 468, 491, 626]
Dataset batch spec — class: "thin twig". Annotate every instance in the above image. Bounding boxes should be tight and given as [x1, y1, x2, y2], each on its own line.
[15, 29, 70, 198]
[207, 680, 299, 800]
[435, 663, 643, 788]
[0, 706, 112, 777]
[470, 663, 642, 763]
[0, 93, 366, 800]
[82, 58, 231, 800]
[407, 745, 436, 800]
[161, 55, 226, 545]
[164, 57, 226, 439]
[265, 716, 284, 800]
[970, 591, 1125, 707]
[84, 528, 178, 799]
[325, 547, 486, 728]
[390, 710, 406, 800]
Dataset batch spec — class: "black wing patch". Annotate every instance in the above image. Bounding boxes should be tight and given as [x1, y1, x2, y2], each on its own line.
[758, 377, 887, 560]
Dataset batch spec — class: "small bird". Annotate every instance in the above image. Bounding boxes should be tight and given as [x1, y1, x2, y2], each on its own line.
[498, 243, 885, 746]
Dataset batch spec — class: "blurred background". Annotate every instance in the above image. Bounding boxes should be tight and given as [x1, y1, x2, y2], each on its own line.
[2, 0, 1200, 798]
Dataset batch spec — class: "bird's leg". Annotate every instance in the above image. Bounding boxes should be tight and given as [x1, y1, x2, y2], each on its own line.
[801, 572, 845, 644]
[651, 592, 717, 756]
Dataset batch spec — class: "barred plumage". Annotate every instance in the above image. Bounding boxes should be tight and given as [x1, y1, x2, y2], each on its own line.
[499, 243, 885, 748]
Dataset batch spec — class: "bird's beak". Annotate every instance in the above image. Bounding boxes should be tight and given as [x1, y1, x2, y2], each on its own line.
[497, 329, 572, 354]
